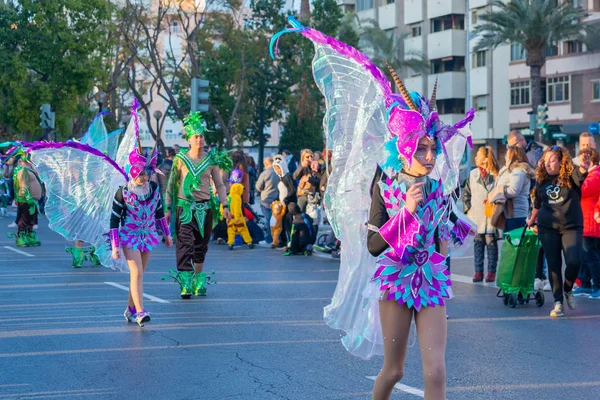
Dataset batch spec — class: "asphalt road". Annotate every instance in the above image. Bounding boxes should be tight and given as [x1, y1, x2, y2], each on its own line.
[0, 214, 599, 400]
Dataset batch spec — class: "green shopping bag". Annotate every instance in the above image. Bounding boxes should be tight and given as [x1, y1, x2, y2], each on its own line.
[496, 228, 541, 295]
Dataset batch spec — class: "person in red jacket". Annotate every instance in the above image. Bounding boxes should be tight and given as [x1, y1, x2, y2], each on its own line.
[574, 148, 600, 299]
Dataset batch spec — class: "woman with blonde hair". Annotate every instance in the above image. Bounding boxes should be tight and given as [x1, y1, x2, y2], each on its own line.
[491, 146, 535, 233]
[293, 149, 321, 212]
[463, 146, 500, 282]
[528, 146, 588, 317]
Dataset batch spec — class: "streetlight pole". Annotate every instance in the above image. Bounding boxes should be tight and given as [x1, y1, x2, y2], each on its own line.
[153, 110, 163, 155]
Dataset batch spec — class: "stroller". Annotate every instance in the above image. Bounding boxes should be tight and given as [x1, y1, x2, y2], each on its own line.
[496, 227, 545, 308]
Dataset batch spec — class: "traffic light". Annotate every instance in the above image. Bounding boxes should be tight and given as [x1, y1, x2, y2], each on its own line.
[39, 104, 55, 130]
[191, 78, 209, 113]
[537, 104, 548, 130]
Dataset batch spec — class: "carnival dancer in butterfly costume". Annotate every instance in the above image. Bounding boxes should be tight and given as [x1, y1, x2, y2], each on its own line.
[12, 99, 173, 327]
[163, 112, 232, 298]
[272, 17, 476, 400]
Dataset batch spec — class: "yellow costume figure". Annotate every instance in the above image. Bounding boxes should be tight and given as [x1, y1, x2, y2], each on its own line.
[270, 200, 286, 247]
[226, 169, 253, 250]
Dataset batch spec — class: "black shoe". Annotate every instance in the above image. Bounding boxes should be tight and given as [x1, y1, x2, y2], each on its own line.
[248, 243, 255, 249]
[228, 245, 234, 250]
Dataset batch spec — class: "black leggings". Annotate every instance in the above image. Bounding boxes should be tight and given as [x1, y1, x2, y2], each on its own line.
[538, 230, 582, 303]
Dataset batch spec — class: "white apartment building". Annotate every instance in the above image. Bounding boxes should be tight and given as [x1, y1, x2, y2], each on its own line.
[340, 0, 510, 152]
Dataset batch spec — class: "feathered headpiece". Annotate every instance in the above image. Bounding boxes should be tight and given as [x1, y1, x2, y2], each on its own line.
[127, 98, 159, 179]
[183, 112, 210, 140]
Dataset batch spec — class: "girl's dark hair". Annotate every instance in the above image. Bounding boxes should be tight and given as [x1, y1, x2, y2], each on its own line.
[231, 150, 248, 173]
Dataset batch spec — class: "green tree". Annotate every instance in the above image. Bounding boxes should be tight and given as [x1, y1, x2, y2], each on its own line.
[0, 0, 112, 140]
[338, 13, 360, 49]
[473, 0, 587, 143]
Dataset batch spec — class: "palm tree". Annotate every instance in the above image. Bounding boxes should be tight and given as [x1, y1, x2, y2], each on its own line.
[360, 19, 430, 83]
[473, 0, 586, 143]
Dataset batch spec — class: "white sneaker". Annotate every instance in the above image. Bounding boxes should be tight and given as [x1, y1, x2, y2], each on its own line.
[564, 291, 576, 310]
[543, 280, 551, 292]
[33, 224, 38, 230]
[8, 221, 16, 228]
[534, 278, 542, 291]
[550, 302, 564, 317]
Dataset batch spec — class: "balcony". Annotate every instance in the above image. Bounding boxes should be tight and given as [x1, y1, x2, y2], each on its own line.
[427, 30, 466, 60]
[378, 4, 397, 30]
[404, 75, 425, 94]
[469, 66, 488, 97]
[427, 0, 466, 20]
[404, 0, 424, 24]
[428, 72, 466, 99]
[404, 36, 425, 60]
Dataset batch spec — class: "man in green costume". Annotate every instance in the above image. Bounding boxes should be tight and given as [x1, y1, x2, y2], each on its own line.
[164, 112, 232, 298]
[11, 155, 43, 247]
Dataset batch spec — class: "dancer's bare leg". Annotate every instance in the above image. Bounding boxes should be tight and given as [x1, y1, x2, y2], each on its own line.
[194, 263, 203, 273]
[372, 299, 414, 400]
[414, 305, 447, 400]
[123, 247, 144, 312]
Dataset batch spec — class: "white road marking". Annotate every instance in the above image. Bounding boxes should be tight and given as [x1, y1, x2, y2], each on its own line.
[104, 282, 171, 304]
[3, 246, 35, 257]
[366, 376, 425, 398]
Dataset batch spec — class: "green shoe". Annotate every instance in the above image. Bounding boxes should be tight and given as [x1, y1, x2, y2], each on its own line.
[192, 272, 207, 296]
[162, 270, 194, 299]
[85, 247, 101, 265]
[8, 232, 28, 247]
[66, 247, 85, 268]
[25, 232, 41, 247]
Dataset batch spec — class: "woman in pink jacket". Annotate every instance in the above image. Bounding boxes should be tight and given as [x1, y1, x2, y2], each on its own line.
[575, 148, 600, 299]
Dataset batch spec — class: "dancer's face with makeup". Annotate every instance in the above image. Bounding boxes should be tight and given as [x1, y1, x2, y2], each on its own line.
[403, 137, 437, 177]
[133, 170, 149, 186]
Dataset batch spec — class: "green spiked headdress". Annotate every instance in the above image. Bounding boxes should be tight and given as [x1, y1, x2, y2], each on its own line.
[183, 112, 210, 140]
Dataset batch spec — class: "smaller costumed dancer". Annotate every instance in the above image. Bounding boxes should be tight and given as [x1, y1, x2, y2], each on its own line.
[226, 169, 255, 250]
[164, 112, 232, 298]
[11, 154, 43, 247]
[110, 140, 173, 326]
[270, 200, 286, 248]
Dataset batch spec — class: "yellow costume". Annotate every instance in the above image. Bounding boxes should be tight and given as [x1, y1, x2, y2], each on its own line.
[227, 183, 252, 246]
[270, 200, 286, 247]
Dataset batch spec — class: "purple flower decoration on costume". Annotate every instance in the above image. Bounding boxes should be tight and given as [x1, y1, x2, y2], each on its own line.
[119, 187, 161, 252]
[227, 169, 244, 184]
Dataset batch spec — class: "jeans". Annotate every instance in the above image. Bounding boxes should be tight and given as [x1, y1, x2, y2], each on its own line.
[538, 229, 582, 303]
[580, 236, 600, 290]
[504, 217, 527, 234]
[474, 234, 498, 273]
[261, 204, 273, 243]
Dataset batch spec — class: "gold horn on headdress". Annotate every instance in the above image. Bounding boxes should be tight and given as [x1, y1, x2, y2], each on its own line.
[385, 62, 416, 111]
[430, 77, 438, 112]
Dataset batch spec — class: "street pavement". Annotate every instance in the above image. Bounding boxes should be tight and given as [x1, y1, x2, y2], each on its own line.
[1, 213, 600, 400]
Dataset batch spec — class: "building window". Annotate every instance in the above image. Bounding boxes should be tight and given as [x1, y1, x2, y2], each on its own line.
[510, 81, 530, 106]
[387, 0, 395, 3]
[545, 44, 559, 57]
[172, 21, 179, 33]
[547, 76, 569, 103]
[431, 14, 465, 32]
[473, 95, 487, 111]
[437, 99, 465, 115]
[431, 56, 465, 74]
[510, 43, 526, 61]
[472, 50, 486, 68]
[471, 7, 485, 25]
[592, 80, 600, 102]
[357, 0, 374, 11]
[565, 40, 583, 54]
[410, 24, 422, 37]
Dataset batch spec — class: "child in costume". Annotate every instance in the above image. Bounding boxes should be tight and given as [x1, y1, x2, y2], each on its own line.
[272, 17, 475, 400]
[11, 155, 43, 247]
[273, 155, 296, 246]
[226, 169, 254, 250]
[14, 99, 172, 327]
[270, 200, 286, 248]
[283, 202, 317, 256]
[164, 112, 232, 298]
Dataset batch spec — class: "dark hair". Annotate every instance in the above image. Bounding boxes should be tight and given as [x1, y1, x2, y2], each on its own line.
[231, 150, 248, 173]
[536, 145, 574, 188]
[579, 148, 600, 166]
